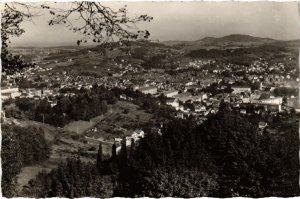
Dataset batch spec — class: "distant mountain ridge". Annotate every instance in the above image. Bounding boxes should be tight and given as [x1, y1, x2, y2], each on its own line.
[161, 34, 293, 48]
[12, 34, 299, 49]
[214, 34, 275, 42]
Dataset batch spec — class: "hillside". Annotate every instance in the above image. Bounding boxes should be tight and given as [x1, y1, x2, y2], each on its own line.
[12, 34, 300, 76]
[162, 34, 299, 50]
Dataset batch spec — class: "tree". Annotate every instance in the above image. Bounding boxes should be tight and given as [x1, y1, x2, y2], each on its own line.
[96, 143, 103, 172]
[120, 138, 128, 169]
[1, 3, 38, 74]
[112, 142, 117, 159]
[2, 2, 153, 73]
[1, 124, 50, 197]
[130, 138, 135, 158]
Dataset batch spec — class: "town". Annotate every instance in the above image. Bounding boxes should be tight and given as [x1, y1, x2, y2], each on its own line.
[1, 35, 300, 195]
[3, 38, 299, 128]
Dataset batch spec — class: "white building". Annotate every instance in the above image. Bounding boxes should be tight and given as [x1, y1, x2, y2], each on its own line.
[260, 97, 283, 106]
[1, 86, 21, 100]
[138, 86, 158, 95]
[231, 86, 251, 94]
[131, 129, 145, 141]
[115, 129, 145, 154]
[166, 98, 180, 110]
[163, 90, 179, 98]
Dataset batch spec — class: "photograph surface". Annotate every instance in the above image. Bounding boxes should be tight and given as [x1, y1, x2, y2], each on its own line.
[1, 1, 299, 197]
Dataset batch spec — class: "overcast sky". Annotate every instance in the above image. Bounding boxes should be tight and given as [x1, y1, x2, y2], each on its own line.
[8, 1, 300, 46]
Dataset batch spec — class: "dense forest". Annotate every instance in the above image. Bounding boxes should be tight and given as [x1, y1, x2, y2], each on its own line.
[17, 111, 299, 197]
[5, 85, 118, 127]
[2, 125, 50, 197]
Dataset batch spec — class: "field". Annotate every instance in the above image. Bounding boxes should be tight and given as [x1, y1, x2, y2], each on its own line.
[12, 100, 155, 195]
[9, 119, 99, 195]
[83, 100, 155, 141]
[64, 120, 94, 134]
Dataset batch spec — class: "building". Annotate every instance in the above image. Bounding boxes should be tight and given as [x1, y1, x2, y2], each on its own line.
[138, 86, 158, 95]
[258, 122, 268, 135]
[120, 94, 127, 100]
[260, 97, 283, 106]
[242, 93, 250, 103]
[231, 85, 251, 94]
[1, 86, 21, 100]
[286, 97, 300, 109]
[173, 92, 193, 103]
[163, 90, 178, 98]
[25, 88, 42, 99]
[194, 105, 206, 113]
[114, 129, 145, 154]
[254, 103, 282, 112]
[166, 98, 180, 110]
[258, 122, 268, 130]
[131, 129, 145, 141]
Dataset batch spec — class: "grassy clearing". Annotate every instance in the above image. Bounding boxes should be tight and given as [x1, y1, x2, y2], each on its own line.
[64, 120, 94, 134]
[84, 100, 155, 141]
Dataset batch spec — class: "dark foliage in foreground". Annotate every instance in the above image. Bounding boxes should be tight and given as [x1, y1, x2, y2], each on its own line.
[15, 111, 299, 198]
[1, 125, 50, 197]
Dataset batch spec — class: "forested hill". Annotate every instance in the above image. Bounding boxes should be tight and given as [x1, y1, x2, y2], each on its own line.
[12, 34, 299, 77]
[162, 34, 299, 49]
[20, 111, 299, 198]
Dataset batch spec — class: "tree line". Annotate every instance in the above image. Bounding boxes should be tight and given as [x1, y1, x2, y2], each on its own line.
[2, 125, 50, 197]
[6, 85, 117, 127]
[18, 111, 299, 197]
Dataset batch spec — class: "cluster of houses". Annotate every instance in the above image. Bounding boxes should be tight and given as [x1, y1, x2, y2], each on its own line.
[123, 81, 296, 121]
[187, 59, 216, 68]
[114, 129, 145, 154]
[1, 86, 21, 100]
[1, 82, 58, 107]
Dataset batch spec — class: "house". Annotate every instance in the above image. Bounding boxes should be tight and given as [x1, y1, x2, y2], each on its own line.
[254, 103, 282, 112]
[258, 122, 268, 135]
[120, 94, 127, 100]
[185, 81, 194, 86]
[231, 85, 251, 94]
[240, 109, 247, 114]
[259, 97, 283, 106]
[138, 86, 158, 95]
[286, 97, 299, 108]
[199, 92, 208, 101]
[114, 129, 145, 155]
[166, 98, 180, 110]
[242, 93, 250, 103]
[174, 92, 193, 103]
[191, 95, 202, 103]
[163, 90, 179, 98]
[194, 105, 206, 113]
[131, 129, 145, 141]
[258, 122, 268, 130]
[1, 86, 21, 100]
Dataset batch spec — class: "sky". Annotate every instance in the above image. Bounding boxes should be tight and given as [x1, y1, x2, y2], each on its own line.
[5, 1, 300, 46]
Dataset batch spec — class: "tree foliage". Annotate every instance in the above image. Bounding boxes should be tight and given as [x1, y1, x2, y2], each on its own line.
[1, 2, 152, 73]
[24, 159, 115, 198]
[4, 108, 298, 197]
[2, 124, 50, 197]
[9, 85, 117, 126]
